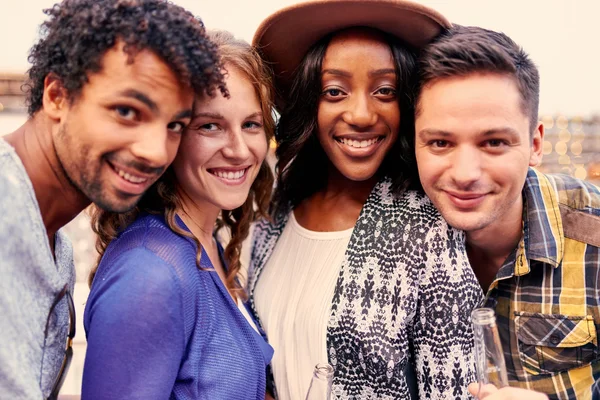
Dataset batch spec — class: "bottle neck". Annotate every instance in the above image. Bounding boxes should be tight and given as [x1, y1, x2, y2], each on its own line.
[313, 363, 334, 380]
[471, 307, 497, 326]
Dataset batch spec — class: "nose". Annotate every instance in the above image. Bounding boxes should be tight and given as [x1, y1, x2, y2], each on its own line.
[129, 124, 178, 168]
[342, 92, 378, 129]
[221, 128, 251, 161]
[450, 146, 483, 189]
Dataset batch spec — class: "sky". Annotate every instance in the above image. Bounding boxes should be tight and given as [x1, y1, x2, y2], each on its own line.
[0, 0, 598, 116]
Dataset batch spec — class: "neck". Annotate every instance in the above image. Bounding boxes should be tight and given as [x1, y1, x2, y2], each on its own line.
[294, 167, 378, 232]
[176, 186, 219, 246]
[465, 197, 524, 292]
[4, 117, 90, 243]
[322, 167, 378, 206]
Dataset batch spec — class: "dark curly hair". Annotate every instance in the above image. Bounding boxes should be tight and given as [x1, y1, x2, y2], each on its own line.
[272, 28, 418, 217]
[89, 30, 276, 300]
[25, 0, 227, 116]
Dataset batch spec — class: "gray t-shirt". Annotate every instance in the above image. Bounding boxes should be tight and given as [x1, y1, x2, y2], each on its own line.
[0, 138, 75, 399]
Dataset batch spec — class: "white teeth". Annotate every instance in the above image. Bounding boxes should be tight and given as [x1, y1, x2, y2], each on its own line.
[115, 167, 148, 184]
[339, 138, 379, 148]
[214, 169, 246, 180]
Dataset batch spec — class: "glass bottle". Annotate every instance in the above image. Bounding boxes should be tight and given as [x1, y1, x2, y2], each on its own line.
[305, 363, 334, 400]
[472, 307, 509, 391]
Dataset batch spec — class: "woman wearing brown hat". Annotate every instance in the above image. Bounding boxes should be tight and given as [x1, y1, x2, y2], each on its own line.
[247, 1, 483, 399]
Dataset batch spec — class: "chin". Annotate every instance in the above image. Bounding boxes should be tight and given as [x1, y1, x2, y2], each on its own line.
[95, 198, 139, 213]
[219, 200, 247, 212]
[442, 212, 489, 233]
[340, 169, 377, 182]
[91, 190, 141, 213]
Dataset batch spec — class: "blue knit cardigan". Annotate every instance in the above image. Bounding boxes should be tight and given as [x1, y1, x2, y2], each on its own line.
[83, 213, 273, 399]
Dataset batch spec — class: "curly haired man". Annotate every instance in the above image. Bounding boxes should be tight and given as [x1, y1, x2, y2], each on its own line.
[0, 1, 226, 398]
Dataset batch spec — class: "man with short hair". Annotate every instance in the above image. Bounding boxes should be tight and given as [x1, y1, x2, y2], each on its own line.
[414, 25, 600, 399]
[0, 0, 226, 397]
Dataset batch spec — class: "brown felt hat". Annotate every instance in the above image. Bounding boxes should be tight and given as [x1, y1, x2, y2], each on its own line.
[253, 0, 451, 110]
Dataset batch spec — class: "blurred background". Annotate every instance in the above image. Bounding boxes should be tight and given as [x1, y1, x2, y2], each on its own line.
[1, 0, 598, 395]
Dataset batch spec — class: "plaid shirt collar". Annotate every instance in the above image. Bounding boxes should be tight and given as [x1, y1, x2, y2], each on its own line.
[497, 168, 565, 280]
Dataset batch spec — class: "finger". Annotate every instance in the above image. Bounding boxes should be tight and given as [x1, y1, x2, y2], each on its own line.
[468, 382, 498, 398]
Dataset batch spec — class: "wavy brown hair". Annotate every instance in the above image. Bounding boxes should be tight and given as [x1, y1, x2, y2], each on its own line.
[89, 30, 275, 300]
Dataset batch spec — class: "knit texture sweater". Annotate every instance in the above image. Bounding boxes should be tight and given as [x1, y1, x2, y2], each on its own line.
[83, 213, 272, 399]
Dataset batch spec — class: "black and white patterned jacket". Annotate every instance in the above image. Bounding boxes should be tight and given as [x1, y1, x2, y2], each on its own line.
[248, 178, 483, 399]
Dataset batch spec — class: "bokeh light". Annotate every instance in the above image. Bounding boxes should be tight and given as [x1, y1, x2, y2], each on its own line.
[558, 129, 571, 142]
[574, 167, 588, 180]
[555, 141, 568, 155]
[558, 154, 571, 165]
[557, 115, 569, 129]
[541, 115, 554, 129]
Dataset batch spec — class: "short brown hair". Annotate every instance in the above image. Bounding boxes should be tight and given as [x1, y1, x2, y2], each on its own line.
[416, 25, 539, 134]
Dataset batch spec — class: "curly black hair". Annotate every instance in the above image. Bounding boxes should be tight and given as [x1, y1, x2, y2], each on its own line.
[25, 0, 227, 116]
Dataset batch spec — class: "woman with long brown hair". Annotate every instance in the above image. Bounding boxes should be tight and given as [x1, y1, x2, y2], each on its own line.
[81, 30, 275, 399]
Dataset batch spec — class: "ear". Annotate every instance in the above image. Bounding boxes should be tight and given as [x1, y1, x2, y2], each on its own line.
[41, 73, 69, 121]
[529, 121, 544, 167]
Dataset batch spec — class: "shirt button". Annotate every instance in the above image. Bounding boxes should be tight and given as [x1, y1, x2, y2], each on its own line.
[549, 335, 561, 345]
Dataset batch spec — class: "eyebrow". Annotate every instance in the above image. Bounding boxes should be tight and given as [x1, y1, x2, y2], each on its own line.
[119, 89, 192, 121]
[192, 111, 224, 120]
[417, 127, 522, 139]
[417, 129, 452, 139]
[368, 68, 396, 77]
[119, 89, 158, 113]
[322, 69, 352, 78]
[246, 111, 263, 120]
[174, 109, 193, 120]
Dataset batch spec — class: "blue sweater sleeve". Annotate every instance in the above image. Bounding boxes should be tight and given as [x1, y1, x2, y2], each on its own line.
[82, 247, 186, 400]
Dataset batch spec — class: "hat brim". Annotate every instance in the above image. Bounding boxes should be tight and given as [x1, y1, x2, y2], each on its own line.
[253, 0, 450, 110]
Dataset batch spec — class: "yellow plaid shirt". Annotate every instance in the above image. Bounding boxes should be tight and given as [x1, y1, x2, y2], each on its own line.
[482, 168, 600, 400]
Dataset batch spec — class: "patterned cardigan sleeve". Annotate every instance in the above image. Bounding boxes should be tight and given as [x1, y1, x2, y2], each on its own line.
[411, 199, 483, 399]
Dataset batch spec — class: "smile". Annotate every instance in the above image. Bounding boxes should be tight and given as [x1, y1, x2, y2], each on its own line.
[444, 190, 488, 209]
[208, 167, 250, 184]
[113, 166, 149, 184]
[106, 161, 156, 196]
[334, 135, 385, 157]
[107, 161, 151, 185]
[336, 137, 382, 148]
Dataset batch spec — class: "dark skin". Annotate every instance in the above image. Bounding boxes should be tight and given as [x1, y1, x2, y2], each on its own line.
[295, 167, 377, 231]
[295, 29, 400, 231]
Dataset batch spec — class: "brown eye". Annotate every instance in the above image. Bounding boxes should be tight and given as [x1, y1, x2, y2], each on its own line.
[114, 106, 137, 120]
[375, 87, 396, 97]
[167, 121, 186, 133]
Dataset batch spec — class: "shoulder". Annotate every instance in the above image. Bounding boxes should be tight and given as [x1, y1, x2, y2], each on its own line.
[95, 246, 182, 291]
[373, 183, 449, 229]
[94, 214, 197, 288]
[0, 150, 43, 255]
[542, 172, 600, 212]
[112, 213, 195, 257]
[528, 169, 600, 247]
[251, 211, 289, 249]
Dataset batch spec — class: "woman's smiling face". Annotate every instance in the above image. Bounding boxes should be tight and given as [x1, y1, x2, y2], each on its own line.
[317, 29, 400, 183]
[173, 64, 268, 212]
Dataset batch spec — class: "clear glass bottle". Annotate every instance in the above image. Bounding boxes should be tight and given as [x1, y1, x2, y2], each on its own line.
[305, 363, 334, 400]
[472, 307, 509, 391]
